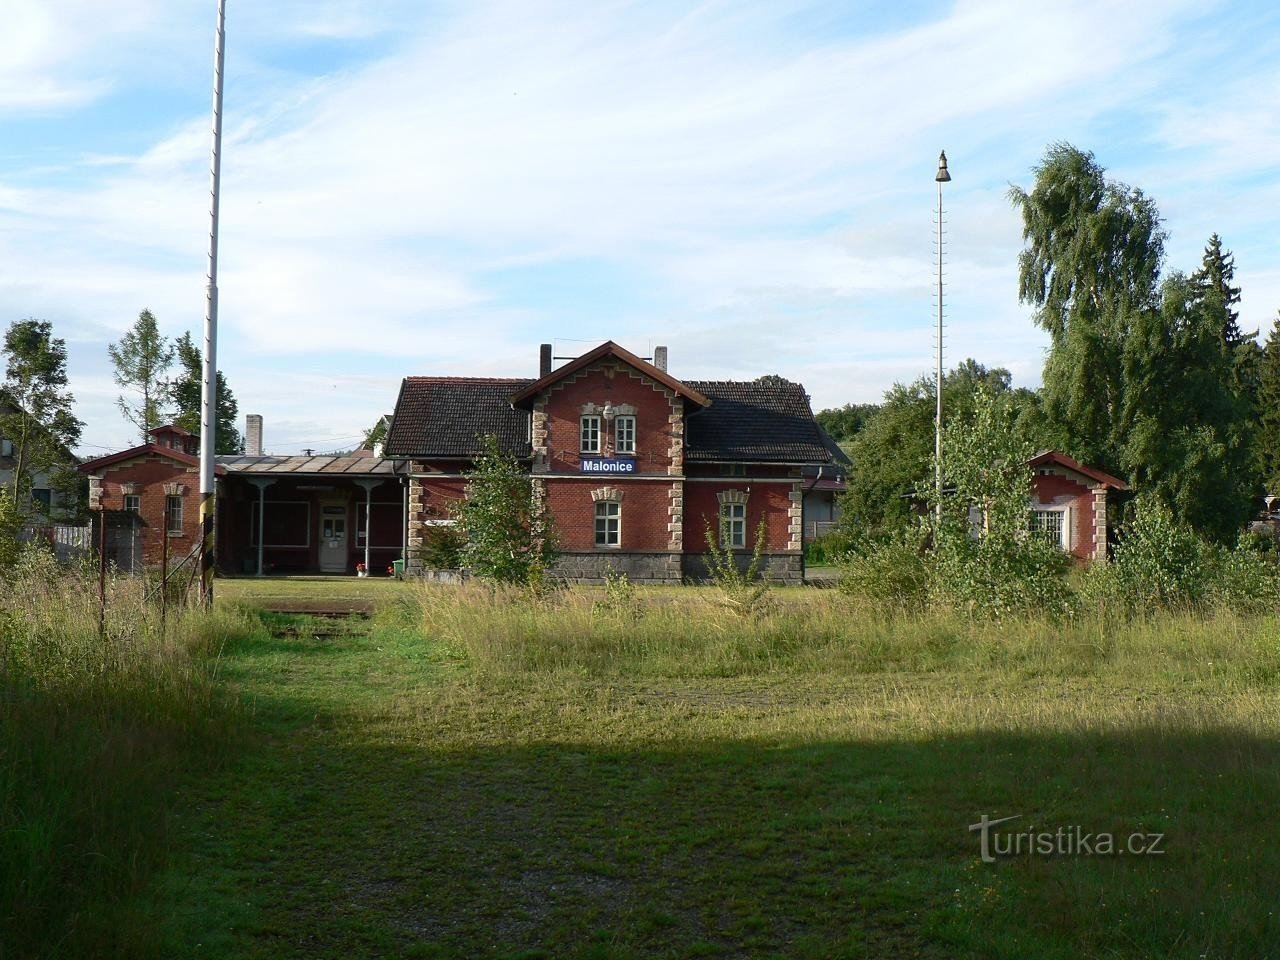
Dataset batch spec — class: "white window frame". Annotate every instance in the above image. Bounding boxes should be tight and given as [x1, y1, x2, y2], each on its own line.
[580, 415, 601, 453]
[614, 415, 636, 455]
[124, 495, 141, 513]
[721, 502, 746, 549]
[594, 499, 620, 547]
[1031, 508, 1069, 550]
[165, 495, 184, 535]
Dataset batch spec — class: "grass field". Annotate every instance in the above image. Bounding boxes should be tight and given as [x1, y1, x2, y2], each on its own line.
[6, 573, 1279, 958]
[124, 580, 1280, 959]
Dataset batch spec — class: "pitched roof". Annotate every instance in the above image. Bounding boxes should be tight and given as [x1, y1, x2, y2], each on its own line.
[1029, 450, 1128, 490]
[509, 341, 709, 409]
[684, 380, 837, 463]
[78, 442, 224, 475]
[384, 377, 533, 459]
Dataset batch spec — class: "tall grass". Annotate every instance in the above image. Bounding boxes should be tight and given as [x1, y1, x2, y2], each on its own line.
[409, 581, 1280, 685]
[0, 550, 251, 959]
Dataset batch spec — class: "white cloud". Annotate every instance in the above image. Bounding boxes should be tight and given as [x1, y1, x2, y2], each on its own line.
[3, 0, 1275, 451]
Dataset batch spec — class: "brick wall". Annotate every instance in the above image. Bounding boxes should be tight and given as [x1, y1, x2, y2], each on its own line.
[543, 477, 675, 552]
[538, 362, 680, 475]
[88, 455, 202, 567]
[1031, 472, 1098, 561]
[683, 481, 797, 554]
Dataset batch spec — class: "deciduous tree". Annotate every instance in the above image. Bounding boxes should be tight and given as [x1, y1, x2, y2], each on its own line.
[0, 319, 83, 504]
[456, 435, 557, 584]
[1009, 143, 1165, 472]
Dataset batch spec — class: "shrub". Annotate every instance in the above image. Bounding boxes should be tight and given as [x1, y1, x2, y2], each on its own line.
[703, 519, 774, 619]
[0, 489, 21, 569]
[1204, 539, 1280, 614]
[1097, 496, 1210, 611]
[418, 522, 466, 570]
[455, 435, 558, 584]
[592, 568, 642, 622]
[838, 526, 931, 612]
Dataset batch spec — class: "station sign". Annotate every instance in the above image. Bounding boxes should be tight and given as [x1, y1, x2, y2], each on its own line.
[580, 457, 637, 474]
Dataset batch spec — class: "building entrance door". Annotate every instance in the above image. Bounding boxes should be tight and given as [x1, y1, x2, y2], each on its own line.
[319, 503, 349, 572]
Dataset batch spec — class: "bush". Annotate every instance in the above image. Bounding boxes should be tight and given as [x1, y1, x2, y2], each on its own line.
[838, 526, 931, 612]
[702, 519, 774, 619]
[0, 489, 21, 569]
[1204, 539, 1280, 614]
[1092, 497, 1210, 612]
[418, 523, 466, 570]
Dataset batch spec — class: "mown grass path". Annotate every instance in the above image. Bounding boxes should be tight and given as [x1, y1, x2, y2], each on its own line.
[143, 598, 1280, 959]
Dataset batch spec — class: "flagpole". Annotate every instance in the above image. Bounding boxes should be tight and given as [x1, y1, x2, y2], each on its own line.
[199, 0, 227, 607]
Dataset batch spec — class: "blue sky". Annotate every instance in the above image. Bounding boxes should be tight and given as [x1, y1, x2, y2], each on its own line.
[2, 0, 1279, 455]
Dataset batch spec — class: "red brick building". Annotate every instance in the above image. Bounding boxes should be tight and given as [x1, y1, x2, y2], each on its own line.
[1028, 450, 1127, 562]
[387, 340, 848, 582]
[79, 424, 404, 575]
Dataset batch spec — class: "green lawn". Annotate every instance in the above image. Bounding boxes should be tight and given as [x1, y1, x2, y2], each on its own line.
[117, 584, 1280, 959]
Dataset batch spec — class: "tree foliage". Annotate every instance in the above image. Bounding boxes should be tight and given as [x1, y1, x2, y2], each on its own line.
[107, 309, 173, 444]
[1255, 314, 1280, 493]
[455, 436, 558, 584]
[924, 385, 1073, 618]
[1009, 143, 1165, 472]
[815, 402, 880, 445]
[1011, 144, 1258, 542]
[836, 359, 1045, 536]
[0, 320, 83, 504]
[168, 332, 243, 455]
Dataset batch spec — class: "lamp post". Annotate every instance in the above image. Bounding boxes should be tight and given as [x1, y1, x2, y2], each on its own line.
[934, 150, 951, 526]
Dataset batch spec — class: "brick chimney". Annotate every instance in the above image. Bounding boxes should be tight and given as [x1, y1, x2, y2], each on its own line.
[245, 414, 263, 456]
[539, 343, 553, 377]
[653, 345, 668, 372]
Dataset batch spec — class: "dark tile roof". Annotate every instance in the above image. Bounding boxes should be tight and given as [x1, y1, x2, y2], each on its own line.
[684, 380, 837, 463]
[384, 377, 533, 459]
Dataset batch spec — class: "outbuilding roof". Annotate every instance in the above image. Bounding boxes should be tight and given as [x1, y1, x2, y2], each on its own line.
[215, 454, 398, 477]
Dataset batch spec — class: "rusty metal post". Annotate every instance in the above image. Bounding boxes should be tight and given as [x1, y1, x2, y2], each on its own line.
[97, 511, 107, 642]
[160, 521, 169, 640]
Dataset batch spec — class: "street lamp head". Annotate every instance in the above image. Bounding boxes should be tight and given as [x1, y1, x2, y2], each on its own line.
[935, 149, 951, 183]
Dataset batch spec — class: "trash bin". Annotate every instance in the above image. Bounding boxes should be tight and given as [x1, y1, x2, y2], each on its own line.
[391, 559, 405, 580]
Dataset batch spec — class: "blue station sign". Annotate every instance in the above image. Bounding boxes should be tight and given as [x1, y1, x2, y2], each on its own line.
[580, 456, 637, 474]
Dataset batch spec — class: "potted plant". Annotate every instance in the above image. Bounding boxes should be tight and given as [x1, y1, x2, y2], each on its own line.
[355, 561, 367, 578]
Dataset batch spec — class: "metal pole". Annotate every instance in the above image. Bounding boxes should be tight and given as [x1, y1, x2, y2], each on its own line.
[934, 150, 950, 526]
[199, 0, 227, 608]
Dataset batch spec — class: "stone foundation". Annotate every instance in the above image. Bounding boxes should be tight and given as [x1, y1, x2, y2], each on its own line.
[681, 552, 804, 584]
[552, 551, 683, 584]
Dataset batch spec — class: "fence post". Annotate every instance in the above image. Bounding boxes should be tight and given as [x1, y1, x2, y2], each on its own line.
[97, 512, 107, 643]
[160, 523, 169, 640]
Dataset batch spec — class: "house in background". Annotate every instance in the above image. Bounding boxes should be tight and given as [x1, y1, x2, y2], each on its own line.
[1027, 450, 1128, 562]
[0, 392, 82, 519]
[386, 340, 844, 582]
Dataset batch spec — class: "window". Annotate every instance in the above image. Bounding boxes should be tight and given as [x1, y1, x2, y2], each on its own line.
[31, 488, 52, 511]
[719, 463, 746, 477]
[1032, 509, 1066, 549]
[124, 495, 141, 513]
[165, 495, 183, 535]
[0, 438, 12, 458]
[580, 415, 601, 453]
[614, 415, 636, 454]
[721, 502, 746, 549]
[594, 500, 620, 547]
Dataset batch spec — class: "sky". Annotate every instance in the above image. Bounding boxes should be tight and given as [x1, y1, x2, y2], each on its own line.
[2, 0, 1279, 456]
